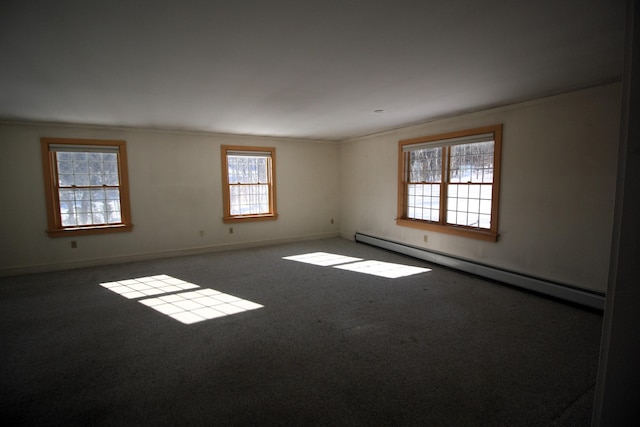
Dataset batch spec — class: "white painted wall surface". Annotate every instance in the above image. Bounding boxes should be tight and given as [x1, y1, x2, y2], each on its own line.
[0, 83, 621, 292]
[0, 125, 339, 274]
[339, 84, 621, 293]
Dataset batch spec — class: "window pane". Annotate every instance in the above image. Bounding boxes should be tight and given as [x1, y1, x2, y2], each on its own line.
[407, 183, 439, 222]
[227, 153, 272, 216]
[90, 188, 105, 200]
[58, 174, 74, 187]
[61, 213, 76, 227]
[53, 150, 123, 228]
[449, 141, 494, 183]
[104, 174, 119, 186]
[446, 183, 490, 229]
[73, 158, 88, 174]
[447, 210, 457, 225]
[89, 160, 104, 174]
[229, 183, 270, 215]
[480, 185, 492, 199]
[57, 161, 73, 175]
[409, 147, 441, 183]
[78, 214, 92, 226]
[258, 160, 267, 182]
[71, 152, 88, 162]
[92, 212, 106, 224]
[59, 189, 75, 201]
[104, 161, 118, 175]
[480, 199, 492, 214]
[228, 155, 270, 185]
[57, 152, 73, 161]
[75, 174, 90, 186]
[108, 211, 122, 223]
[107, 199, 121, 213]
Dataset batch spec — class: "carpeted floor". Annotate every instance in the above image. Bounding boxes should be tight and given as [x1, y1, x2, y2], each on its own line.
[0, 237, 603, 426]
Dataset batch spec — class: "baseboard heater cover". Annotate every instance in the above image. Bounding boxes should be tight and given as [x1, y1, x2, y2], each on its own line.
[354, 232, 605, 310]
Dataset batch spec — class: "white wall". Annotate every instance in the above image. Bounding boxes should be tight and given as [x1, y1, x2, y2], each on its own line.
[0, 124, 340, 275]
[339, 83, 621, 293]
[0, 84, 621, 291]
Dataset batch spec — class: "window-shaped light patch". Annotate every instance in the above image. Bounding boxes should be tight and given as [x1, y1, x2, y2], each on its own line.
[283, 252, 431, 278]
[282, 252, 363, 266]
[334, 260, 430, 278]
[139, 289, 263, 325]
[99, 275, 263, 325]
[100, 274, 199, 299]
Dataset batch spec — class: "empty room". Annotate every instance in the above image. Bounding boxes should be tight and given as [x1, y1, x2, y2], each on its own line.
[1, 1, 638, 425]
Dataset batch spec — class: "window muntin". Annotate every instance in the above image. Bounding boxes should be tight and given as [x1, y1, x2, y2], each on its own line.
[397, 125, 502, 242]
[41, 138, 133, 237]
[221, 145, 277, 223]
[407, 147, 442, 222]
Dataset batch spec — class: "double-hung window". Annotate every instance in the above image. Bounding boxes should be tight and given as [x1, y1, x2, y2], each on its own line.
[41, 138, 133, 237]
[221, 145, 277, 223]
[397, 125, 502, 242]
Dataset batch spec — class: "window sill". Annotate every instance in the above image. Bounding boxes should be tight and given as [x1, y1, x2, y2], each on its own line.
[223, 214, 278, 224]
[396, 218, 498, 242]
[47, 224, 133, 238]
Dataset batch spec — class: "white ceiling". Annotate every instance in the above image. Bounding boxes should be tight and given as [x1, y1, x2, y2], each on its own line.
[0, 0, 627, 141]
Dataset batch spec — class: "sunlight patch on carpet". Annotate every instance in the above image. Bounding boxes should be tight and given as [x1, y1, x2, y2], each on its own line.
[100, 275, 263, 324]
[283, 252, 431, 278]
[334, 260, 430, 278]
[282, 252, 363, 266]
[99, 274, 199, 299]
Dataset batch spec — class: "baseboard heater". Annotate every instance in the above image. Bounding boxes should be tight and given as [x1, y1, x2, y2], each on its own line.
[354, 232, 605, 310]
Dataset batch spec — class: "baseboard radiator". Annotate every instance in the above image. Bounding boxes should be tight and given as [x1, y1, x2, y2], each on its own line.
[354, 232, 605, 310]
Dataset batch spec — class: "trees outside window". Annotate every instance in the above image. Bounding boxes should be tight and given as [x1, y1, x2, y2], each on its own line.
[221, 145, 277, 223]
[41, 138, 133, 237]
[397, 125, 502, 242]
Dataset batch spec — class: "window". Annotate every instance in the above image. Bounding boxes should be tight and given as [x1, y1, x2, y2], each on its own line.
[397, 125, 502, 242]
[41, 138, 133, 237]
[221, 145, 277, 223]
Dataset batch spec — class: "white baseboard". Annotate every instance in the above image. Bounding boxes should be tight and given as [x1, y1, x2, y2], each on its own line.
[0, 232, 339, 277]
[354, 232, 605, 310]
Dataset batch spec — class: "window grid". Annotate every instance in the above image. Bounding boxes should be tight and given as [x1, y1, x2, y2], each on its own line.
[229, 183, 270, 215]
[445, 141, 494, 229]
[227, 154, 271, 216]
[407, 184, 440, 222]
[397, 125, 501, 241]
[221, 146, 277, 222]
[406, 143, 494, 229]
[407, 147, 442, 223]
[55, 152, 122, 227]
[41, 138, 132, 237]
[446, 183, 492, 228]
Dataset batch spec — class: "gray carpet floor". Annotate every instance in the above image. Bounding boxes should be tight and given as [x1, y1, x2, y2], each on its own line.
[0, 237, 603, 426]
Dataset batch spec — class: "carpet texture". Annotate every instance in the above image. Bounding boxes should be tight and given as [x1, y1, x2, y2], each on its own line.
[0, 238, 603, 426]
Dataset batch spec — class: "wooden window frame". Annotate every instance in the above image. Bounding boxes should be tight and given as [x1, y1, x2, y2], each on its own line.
[41, 137, 133, 237]
[396, 125, 502, 242]
[221, 145, 278, 223]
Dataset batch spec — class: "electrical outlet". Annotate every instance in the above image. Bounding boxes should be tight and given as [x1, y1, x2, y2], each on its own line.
[199, 230, 204, 237]
[229, 227, 234, 234]
[423, 235, 428, 243]
[330, 218, 334, 224]
[71, 241, 77, 248]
